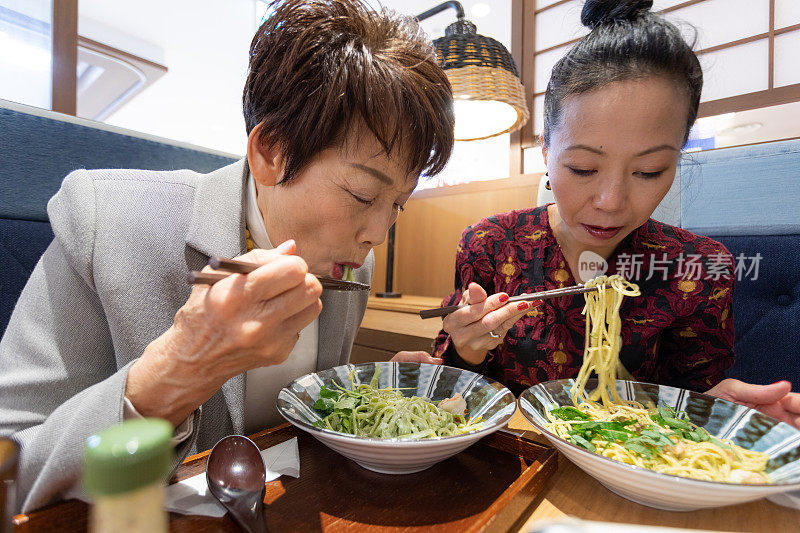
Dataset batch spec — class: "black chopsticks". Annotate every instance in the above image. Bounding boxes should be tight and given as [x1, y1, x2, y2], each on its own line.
[419, 285, 598, 319]
[188, 256, 370, 292]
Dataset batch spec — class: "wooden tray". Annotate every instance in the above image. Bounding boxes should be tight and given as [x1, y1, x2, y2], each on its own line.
[15, 423, 557, 532]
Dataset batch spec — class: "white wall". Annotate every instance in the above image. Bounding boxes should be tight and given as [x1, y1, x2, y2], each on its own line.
[0, 0, 52, 109]
[78, 0, 256, 155]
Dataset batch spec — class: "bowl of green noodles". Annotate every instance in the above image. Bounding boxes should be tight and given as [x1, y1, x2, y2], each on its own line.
[277, 362, 516, 474]
[519, 378, 800, 511]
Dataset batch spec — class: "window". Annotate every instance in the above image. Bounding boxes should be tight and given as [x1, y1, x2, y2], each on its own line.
[0, 0, 53, 109]
[76, 0, 252, 154]
[75, 36, 166, 121]
[523, 0, 800, 154]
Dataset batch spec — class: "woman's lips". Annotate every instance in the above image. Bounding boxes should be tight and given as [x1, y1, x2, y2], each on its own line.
[582, 224, 623, 240]
[331, 262, 363, 279]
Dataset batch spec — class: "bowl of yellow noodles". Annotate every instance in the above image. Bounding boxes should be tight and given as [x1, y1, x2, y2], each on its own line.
[277, 362, 516, 474]
[519, 378, 800, 511]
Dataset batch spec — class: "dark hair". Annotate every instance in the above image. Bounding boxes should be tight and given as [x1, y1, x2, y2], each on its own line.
[542, 0, 702, 146]
[243, 0, 455, 183]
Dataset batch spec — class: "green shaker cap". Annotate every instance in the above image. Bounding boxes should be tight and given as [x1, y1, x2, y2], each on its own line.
[84, 418, 173, 496]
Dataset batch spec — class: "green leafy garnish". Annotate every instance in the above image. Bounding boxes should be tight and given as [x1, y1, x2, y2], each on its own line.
[550, 406, 591, 421]
[638, 428, 675, 448]
[571, 420, 634, 433]
[624, 441, 654, 458]
[342, 265, 356, 282]
[551, 402, 741, 467]
[567, 420, 636, 448]
[651, 411, 692, 431]
[682, 427, 710, 443]
[599, 429, 631, 442]
[319, 386, 338, 399]
[334, 396, 357, 410]
[569, 434, 597, 452]
[313, 397, 335, 413]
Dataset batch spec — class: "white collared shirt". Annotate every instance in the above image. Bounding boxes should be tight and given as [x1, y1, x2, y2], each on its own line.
[242, 173, 319, 434]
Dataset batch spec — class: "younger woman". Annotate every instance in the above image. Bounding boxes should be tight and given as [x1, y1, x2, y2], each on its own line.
[433, 0, 800, 427]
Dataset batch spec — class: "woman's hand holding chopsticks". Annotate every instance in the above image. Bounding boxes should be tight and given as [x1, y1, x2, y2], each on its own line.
[441, 282, 534, 366]
[125, 239, 322, 427]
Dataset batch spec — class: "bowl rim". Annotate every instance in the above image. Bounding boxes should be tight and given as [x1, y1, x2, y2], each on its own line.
[519, 378, 800, 491]
[277, 362, 516, 445]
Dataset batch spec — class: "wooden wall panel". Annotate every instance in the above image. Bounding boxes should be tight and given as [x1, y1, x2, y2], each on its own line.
[370, 240, 390, 295]
[52, 0, 78, 115]
[371, 174, 543, 299]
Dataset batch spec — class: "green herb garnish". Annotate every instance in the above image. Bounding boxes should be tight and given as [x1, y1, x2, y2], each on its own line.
[342, 265, 356, 282]
[569, 434, 597, 452]
[550, 406, 591, 421]
[623, 441, 654, 458]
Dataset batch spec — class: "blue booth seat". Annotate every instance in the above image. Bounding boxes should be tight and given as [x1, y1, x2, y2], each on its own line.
[714, 234, 800, 386]
[679, 138, 800, 387]
[0, 99, 238, 335]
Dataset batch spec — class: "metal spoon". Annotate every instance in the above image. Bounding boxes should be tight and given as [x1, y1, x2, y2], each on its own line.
[206, 435, 268, 533]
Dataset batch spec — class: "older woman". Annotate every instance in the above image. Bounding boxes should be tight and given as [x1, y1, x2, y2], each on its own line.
[0, 0, 453, 512]
[434, 0, 800, 427]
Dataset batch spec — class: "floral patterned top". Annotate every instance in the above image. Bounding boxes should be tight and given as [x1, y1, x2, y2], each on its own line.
[432, 205, 736, 396]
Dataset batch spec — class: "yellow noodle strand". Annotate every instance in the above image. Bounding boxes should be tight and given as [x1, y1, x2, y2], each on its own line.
[546, 275, 770, 484]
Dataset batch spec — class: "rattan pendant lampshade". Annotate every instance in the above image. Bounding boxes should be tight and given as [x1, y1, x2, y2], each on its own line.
[426, 9, 529, 141]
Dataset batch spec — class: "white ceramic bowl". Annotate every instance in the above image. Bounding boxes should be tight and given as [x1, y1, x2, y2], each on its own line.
[519, 379, 800, 511]
[277, 362, 516, 474]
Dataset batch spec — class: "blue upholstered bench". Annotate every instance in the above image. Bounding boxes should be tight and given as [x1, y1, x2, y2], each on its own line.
[0, 99, 238, 336]
[678, 139, 800, 387]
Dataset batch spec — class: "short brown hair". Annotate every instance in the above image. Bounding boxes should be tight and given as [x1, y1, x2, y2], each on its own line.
[243, 0, 455, 183]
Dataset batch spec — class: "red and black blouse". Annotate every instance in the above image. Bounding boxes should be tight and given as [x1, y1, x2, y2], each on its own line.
[432, 205, 735, 396]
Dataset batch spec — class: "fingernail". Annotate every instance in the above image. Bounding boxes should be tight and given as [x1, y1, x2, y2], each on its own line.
[771, 380, 789, 386]
[277, 239, 295, 253]
[517, 302, 529, 311]
[499, 294, 509, 303]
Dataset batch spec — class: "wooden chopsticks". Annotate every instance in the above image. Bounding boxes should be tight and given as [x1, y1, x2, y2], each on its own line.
[187, 256, 370, 292]
[418, 285, 598, 319]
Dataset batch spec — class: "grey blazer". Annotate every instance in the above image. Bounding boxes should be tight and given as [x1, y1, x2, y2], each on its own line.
[0, 159, 372, 512]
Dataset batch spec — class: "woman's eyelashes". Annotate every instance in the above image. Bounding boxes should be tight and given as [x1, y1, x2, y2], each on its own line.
[350, 192, 374, 206]
[566, 167, 666, 179]
[567, 167, 596, 176]
[349, 191, 405, 212]
[636, 169, 666, 179]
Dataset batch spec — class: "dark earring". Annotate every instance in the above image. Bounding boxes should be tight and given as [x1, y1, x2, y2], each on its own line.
[544, 172, 551, 190]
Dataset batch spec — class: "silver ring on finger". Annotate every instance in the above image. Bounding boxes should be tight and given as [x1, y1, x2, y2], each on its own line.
[488, 330, 501, 339]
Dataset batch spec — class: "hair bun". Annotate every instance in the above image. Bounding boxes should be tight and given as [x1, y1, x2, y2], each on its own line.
[580, 0, 653, 29]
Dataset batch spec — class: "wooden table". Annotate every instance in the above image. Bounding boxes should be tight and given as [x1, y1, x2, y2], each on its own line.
[14, 422, 555, 533]
[14, 411, 798, 532]
[507, 410, 800, 532]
